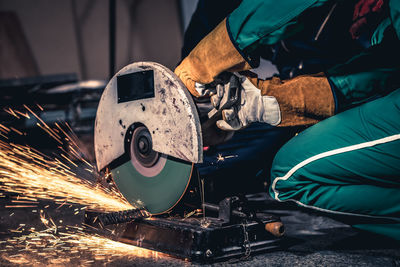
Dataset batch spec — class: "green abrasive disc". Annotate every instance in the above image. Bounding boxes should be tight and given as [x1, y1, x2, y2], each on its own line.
[110, 126, 193, 215]
[111, 158, 193, 214]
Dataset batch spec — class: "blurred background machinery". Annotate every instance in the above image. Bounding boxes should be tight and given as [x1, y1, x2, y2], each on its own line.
[0, 0, 200, 160]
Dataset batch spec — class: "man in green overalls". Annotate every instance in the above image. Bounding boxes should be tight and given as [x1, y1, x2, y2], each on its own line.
[175, 0, 400, 240]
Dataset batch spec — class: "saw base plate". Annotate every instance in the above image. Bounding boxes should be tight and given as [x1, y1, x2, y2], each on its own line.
[85, 192, 284, 263]
[119, 215, 282, 263]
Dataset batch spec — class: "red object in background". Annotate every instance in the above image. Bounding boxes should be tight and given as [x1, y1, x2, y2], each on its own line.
[349, 0, 386, 39]
[353, 0, 384, 19]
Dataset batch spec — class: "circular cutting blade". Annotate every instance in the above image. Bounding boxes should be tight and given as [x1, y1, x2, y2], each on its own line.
[111, 156, 193, 215]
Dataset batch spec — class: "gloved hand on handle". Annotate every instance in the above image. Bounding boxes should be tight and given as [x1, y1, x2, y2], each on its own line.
[211, 74, 281, 131]
[212, 73, 335, 131]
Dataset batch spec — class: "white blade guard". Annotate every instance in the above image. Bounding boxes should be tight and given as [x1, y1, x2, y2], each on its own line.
[94, 62, 203, 171]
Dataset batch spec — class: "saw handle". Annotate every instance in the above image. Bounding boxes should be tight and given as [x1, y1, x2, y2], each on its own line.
[265, 221, 285, 237]
[207, 74, 240, 119]
[196, 73, 240, 146]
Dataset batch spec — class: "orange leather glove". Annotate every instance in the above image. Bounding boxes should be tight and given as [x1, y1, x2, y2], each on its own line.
[174, 18, 252, 97]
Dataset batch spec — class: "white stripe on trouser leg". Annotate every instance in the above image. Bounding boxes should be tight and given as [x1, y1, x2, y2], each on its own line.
[271, 134, 400, 220]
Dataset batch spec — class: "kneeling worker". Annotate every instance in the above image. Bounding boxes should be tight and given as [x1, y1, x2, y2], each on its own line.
[175, 0, 400, 240]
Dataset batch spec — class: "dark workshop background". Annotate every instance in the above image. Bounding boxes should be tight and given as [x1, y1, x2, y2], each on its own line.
[0, 0, 198, 80]
[0, 0, 199, 161]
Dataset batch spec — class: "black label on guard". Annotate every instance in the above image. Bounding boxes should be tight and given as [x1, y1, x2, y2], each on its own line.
[117, 70, 154, 103]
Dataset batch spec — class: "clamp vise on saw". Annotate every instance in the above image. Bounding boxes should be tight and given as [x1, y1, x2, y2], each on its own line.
[89, 61, 285, 263]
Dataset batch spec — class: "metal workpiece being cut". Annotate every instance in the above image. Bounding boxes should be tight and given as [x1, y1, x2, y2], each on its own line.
[94, 62, 202, 214]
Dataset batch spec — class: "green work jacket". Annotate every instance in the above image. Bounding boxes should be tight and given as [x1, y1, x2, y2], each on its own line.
[227, 0, 400, 112]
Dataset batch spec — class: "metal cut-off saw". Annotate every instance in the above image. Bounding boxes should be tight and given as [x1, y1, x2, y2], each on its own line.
[89, 62, 285, 263]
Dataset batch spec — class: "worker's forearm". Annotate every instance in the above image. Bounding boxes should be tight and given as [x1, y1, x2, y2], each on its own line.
[227, 0, 330, 59]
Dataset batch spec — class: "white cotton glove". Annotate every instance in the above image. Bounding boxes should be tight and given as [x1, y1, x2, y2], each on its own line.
[212, 76, 281, 131]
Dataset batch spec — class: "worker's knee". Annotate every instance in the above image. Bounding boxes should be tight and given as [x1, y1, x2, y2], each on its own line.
[268, 133, 322, 202]
[269, 139, 305, 200]
[269, 145, 291, 186]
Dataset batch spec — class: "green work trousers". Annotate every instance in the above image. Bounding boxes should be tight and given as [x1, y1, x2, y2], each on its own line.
[269, 89, 400, 240]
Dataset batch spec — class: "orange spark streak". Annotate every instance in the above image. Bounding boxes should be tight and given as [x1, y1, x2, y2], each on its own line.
[36, 103, 44, 111]
[23, 105, 62, 141]
[3, 108, 20, 119]
[60, 153, 78, 168]
[1, 229, 167, 266]
[10, 200, 40, 204]
[0, 142, 133, 212]
[14, 110, 30, 119]
[5, 205, 38, 208]
[36, 123, 63, 144]
[0, 124, 10, 132]
[1, 212, 168, 266]
[10, 127, 24, 136]
[0, 111, 133, 212]
[0, 132, 8, 139]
